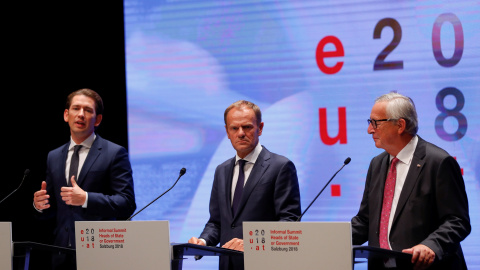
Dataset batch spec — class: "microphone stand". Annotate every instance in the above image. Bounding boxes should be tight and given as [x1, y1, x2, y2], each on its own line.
[127, 168, 186, 221]
[296, 158, 350, 221]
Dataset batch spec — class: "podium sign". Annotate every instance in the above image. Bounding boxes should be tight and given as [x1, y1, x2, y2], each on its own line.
[243, 222, 352, 270]
[75, 221, 170, 270]
[0, 222, 12, 270]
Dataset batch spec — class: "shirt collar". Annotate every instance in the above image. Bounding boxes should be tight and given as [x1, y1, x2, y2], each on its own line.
[69, 133, 96, 150]
[235, 141, 263, 165]
[391, 135, 418, 165]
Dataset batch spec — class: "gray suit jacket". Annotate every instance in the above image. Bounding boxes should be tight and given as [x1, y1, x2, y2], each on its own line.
[351, 136, 470, 269]
[200, 146, 301, 270]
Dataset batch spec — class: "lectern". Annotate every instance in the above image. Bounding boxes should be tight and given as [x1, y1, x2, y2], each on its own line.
[243, 222, 352, 270]
[75, 221, 171, 270]
[13, 241, 75, 270]
[0, 222, 12, 270]
[171, 243, 243, 270]
[353, 245, 413, 269]
[243, 221, 412, 270]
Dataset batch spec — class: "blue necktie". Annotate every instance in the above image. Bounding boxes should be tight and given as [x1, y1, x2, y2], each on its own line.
[68, 145, 82, 186]
[232, 159, 246, 215]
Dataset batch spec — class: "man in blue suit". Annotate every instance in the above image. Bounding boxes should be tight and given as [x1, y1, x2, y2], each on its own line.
[33, 88, 136, 269]
[189, 100, 301, 270]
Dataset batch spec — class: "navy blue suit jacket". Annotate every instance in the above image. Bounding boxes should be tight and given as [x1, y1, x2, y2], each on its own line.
[200, 146, 301, 270]
[351, 137, 470, 269]
[43, 135, 136, 248]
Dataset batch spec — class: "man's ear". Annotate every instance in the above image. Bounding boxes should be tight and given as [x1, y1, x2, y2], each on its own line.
[225, 125, 231, 140]
[397, 118, 406, 134]
[95, 114, 103, 127]
[64, 109, 69, 122]
[258, 122, 264, 136]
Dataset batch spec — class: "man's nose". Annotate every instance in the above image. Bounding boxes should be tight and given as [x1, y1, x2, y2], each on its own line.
[367, 124, 375, 134]
[238, 128, 245, 136]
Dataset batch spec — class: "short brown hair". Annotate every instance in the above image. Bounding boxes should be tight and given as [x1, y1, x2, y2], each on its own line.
[224, 100, 262, 125]
[65, 88, 104, 115]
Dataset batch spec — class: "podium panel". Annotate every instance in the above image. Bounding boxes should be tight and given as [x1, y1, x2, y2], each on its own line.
[75, 221, 170, 270]
[171, 243, 243, 270]
[243, 222, 352, 270]
[0, 222, 12, 270]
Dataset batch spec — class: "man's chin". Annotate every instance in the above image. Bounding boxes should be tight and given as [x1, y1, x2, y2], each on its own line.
[72, 127, 87, 133]
[234, 143, 250, 149]
[71, 128, 94, 138]
[234, 146, 253, 157]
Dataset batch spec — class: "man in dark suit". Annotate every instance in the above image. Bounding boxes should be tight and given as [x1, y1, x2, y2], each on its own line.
[189, 100, 301, 270]
[33, 88, 136, 269]
[351, 92, 470, 270]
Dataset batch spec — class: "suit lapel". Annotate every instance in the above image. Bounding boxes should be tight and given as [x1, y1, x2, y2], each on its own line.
[233, 148, 270, 219]
[60, 143, 69, 185]
[77, 136, 102, 186]
[392, 137, 426, 225]
[225, 158, 236, 218]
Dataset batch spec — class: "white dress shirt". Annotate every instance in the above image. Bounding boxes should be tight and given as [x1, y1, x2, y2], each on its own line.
[387, 135, 418, 248]
[230, 142, 263, 204]
[65, 133, 96, 208]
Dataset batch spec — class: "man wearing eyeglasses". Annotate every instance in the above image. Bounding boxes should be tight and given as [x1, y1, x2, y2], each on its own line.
[351, 92, 470, 270]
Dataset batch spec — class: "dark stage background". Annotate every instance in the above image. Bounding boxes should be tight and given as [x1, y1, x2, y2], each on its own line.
[2, 2, 127, 267]
[2, 1, 478, 269]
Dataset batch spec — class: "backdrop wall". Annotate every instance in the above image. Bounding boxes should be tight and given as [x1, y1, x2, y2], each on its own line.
[124, 1, 479, 269]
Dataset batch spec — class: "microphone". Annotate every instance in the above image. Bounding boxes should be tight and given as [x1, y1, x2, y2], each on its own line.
[127, 168, 186, 221]
[296, 158, 351, 221]
[0, 169, 30, 205]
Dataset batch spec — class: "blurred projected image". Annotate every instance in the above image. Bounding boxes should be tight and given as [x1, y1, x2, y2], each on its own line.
[124, 1, 480, 269]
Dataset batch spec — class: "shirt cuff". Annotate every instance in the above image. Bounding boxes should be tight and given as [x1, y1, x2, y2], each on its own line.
[82, 192, 88, 208]
[33, 201, 43, 213]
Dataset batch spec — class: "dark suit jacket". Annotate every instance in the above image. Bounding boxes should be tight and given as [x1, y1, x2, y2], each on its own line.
[351, 136, 470, 269]
[199, 146, 301, 270]
[43, 135, 136, 248]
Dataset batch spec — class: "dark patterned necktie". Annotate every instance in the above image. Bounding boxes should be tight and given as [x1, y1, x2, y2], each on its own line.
[68, 145, 82, 186]
[379, 157, 399, 249]
[232, 159, 246, 215]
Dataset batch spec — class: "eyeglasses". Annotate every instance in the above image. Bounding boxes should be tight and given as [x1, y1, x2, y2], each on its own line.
[367, 118, 397, 129]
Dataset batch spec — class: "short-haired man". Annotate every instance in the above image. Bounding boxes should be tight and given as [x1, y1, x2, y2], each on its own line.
[33, 88, 136, 269]
[189, 100, 301, 270]
[352, 92, 470, 269]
